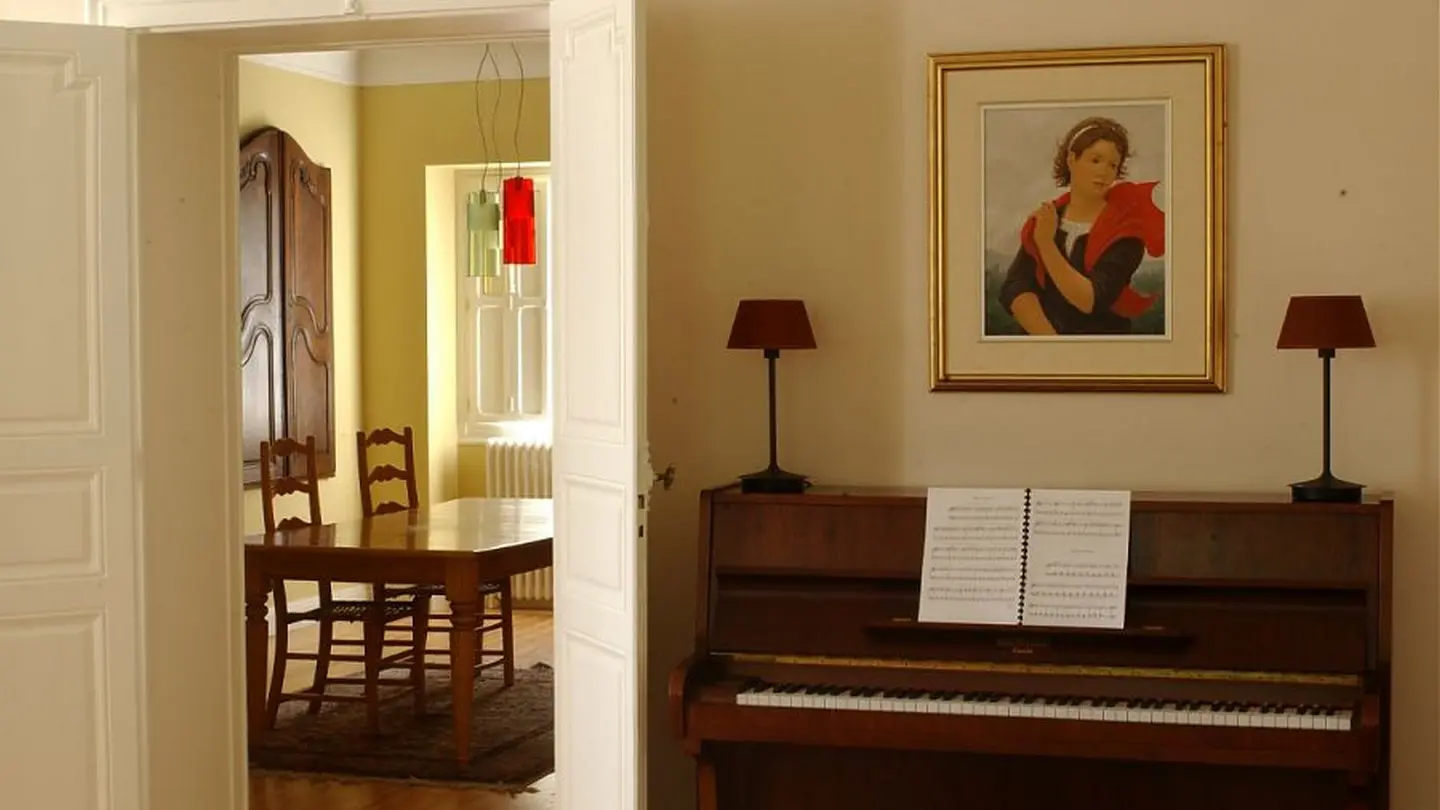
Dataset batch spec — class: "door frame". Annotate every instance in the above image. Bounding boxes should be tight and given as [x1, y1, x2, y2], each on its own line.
[147, 9, 642, 806]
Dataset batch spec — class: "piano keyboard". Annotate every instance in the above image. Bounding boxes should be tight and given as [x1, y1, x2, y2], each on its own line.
[736, 680, 1353, 731]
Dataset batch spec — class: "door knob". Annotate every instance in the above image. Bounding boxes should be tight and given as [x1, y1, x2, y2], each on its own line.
[654, 464, 677, 490]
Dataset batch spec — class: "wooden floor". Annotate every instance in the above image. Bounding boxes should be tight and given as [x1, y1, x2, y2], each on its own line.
[250, 606, 555, 810]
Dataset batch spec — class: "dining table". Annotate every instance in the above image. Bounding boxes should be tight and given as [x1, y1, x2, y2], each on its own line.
[242, 497, 554, 764]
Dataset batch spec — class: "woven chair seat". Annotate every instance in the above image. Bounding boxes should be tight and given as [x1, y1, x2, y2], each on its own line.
[390, 581, 503, 599]
[291, 599, 418, 624]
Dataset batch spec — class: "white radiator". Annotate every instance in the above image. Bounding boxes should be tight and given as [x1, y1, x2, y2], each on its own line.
[485, 439, 553, 607]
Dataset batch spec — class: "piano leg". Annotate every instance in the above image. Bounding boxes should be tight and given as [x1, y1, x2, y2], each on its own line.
[697, 750, 718, 810]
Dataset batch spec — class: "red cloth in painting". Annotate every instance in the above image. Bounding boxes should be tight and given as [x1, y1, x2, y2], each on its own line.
[503, 176, 537, 265]
[1018, 180, 1164, 319]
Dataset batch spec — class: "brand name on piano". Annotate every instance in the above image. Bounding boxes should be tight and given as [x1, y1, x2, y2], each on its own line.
[996, 636, 1051, 654]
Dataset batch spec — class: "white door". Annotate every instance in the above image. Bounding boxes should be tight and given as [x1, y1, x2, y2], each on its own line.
[0, 20, 145, 810]
[549, 0, 647, 807]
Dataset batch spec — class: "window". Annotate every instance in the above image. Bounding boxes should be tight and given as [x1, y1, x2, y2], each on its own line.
[456, 164, 551, 442]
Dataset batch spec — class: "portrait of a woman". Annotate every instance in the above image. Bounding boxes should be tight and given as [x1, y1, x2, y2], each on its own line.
[994, 116, 1166, 337]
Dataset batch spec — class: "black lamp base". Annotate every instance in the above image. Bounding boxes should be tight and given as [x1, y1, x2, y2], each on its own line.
[739, 467, 810, 495]
[1289, 471, 1364, 504]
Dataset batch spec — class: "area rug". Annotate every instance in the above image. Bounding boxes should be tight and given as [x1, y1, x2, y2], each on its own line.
[248, 662, 553, 789]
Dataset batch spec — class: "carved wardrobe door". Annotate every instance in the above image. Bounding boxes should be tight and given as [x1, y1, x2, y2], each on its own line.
[238, 126, 334, 486]
[239, 129, 286, 486]
[282, 136, 334, 481]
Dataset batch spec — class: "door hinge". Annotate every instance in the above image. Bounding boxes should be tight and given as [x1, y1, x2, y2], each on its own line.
[638, 494, 646, 510]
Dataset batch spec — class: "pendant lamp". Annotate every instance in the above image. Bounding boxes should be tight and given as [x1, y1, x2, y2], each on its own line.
[466, 190, 502, 279]
[502, 175, 537, 265]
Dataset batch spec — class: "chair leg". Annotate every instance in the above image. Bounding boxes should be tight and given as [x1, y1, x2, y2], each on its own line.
[265, 619, 289, 729]
[363, 610, 382, 733]
[307, 616, 334, 715]
[500, 579, 515, 686]
[411, 597, 430, 715]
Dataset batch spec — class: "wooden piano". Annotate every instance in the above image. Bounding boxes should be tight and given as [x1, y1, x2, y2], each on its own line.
[669, 485, 1393, 810]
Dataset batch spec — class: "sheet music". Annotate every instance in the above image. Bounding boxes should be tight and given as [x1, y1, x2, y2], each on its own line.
[918, 487, 1027, 624]
[1021, 489, 1131, 629]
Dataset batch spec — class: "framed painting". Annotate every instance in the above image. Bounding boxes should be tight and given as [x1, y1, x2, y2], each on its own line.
[928, 44, 1227, 392]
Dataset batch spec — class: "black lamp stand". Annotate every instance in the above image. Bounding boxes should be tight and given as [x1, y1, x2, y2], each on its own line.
[1290, 348, 1363, 503]
[739, 348, 809, 494]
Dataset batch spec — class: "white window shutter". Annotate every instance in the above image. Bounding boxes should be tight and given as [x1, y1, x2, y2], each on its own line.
[515, 181, 549, 417]
[476, 294, 509, 416]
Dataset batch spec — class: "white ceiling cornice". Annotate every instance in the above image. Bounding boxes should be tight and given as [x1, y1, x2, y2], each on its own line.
[241, 41, 548, 87]
[243, 51, 361, 85]
[361, 40, 549, 85]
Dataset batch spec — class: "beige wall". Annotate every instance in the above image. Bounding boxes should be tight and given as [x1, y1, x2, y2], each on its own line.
[135, 33, 240, 810]
[644, 1, 1439, 809]
[236, 60, 363, 534]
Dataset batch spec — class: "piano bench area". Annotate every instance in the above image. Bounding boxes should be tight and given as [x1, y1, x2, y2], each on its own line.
[669, 485, 1392, 810]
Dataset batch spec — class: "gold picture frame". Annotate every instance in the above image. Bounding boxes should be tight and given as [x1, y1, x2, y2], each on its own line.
[928, 44, 1227, 392]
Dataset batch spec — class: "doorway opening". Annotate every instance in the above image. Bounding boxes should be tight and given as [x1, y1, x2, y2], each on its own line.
[222, 21, 559, 808]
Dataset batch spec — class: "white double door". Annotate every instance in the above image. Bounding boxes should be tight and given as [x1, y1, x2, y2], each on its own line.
[0, 4, 646, 809]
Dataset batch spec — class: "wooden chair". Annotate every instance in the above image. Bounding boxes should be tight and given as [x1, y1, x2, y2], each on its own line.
[357, 426, 516, 685]
[260, 435, 425, 731]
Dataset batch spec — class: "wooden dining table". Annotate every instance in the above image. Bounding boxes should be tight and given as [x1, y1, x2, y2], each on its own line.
[243, 497, 554, 764]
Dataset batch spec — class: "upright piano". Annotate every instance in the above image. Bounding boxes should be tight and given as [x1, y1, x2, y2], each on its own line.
[669, 485, 1393, 810]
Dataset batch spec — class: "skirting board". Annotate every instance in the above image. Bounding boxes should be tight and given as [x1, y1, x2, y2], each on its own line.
[266, 584, 370, 636]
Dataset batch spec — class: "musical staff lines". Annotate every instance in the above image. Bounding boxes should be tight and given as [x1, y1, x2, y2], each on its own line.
[917, 486, 1133, 630]
[918, 488, 1028, 624]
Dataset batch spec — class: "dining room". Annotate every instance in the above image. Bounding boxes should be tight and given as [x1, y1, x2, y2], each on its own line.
[235, 38, 560, 806]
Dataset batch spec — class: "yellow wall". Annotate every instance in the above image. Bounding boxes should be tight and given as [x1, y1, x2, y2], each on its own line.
[644, 2, 1438, 809]
[236, 61, 363, 533]
[357, 78, 549, 504]
[457, 445, 488, 497]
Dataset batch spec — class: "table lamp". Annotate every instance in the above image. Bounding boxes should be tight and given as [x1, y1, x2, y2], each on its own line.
[1276, 294, 1375, 503]
[727, 299, 817, 494]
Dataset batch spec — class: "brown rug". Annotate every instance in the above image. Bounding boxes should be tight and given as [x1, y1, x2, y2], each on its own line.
[248, 663, 553, 789]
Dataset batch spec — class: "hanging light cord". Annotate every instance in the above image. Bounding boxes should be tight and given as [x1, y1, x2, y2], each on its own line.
[510, 42, 526, 168]
[473, 44, 506, 192]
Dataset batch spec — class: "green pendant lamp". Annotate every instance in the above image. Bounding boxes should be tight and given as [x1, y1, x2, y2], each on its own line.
[466, 189, 502, 280]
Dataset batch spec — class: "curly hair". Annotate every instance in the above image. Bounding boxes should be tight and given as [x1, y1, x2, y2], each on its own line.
[1052, 116, 1131, 187]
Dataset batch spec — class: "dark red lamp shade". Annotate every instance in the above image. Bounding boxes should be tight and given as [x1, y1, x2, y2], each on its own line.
[727, 299, 817, 351]
[1276, 295, 1375, 351]
[502, 176, 536, 265]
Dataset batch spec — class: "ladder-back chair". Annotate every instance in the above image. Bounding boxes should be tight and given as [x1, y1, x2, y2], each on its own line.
[260, 435, 424, 731]
[357, 426, 516, 684]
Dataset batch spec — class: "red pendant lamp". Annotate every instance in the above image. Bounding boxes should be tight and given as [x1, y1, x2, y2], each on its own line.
[502, 175, 536, 265]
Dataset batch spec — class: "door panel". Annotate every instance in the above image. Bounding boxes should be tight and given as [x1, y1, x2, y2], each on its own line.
[550, 0, 646, 807]
[282, 138, 335, 478]
[239, 130, 285, 485]
[0, 20, 142, 810]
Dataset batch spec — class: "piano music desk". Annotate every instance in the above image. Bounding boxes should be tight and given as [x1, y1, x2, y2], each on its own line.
[669, 486, 1392, 810]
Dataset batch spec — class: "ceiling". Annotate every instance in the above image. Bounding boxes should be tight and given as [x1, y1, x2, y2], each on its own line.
[241, 39, 548, 87]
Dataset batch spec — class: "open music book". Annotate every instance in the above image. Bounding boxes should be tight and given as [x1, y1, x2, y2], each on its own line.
[917, 487, 1132, 629]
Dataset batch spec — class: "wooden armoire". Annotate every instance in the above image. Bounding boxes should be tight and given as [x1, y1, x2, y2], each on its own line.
[238, 126, 335, 486]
